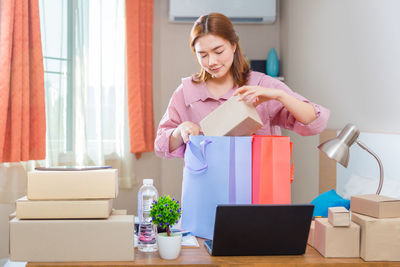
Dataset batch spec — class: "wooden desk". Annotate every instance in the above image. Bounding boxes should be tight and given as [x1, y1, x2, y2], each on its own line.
[26, 239, 399, 267]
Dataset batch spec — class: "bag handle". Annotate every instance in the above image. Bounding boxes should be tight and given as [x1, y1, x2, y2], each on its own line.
[184, 139, 212, 173]
[290, 141, 294, 183]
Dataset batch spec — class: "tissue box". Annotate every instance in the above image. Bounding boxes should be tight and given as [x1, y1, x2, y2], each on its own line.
[10, 213, 134, 262]
[314, 218, 360, 258]
[307, 220, 315, 246]
[350, 194, 400, 218]
[352, 212, 400, 261]
[27, 169, 118, 200]
[16, 196, 113, 219]
[200, 95, 263, 136]
[328, 207, 350, 226]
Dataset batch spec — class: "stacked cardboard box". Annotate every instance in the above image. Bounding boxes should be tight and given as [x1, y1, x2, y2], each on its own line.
[10, 169, 134, 262]
[351, 194, 400, 261]
[307, 220, 315, 247]
[314, 207, 360, 258]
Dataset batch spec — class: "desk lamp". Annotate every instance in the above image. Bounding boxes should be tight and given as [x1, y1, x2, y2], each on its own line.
[318, 123, 384, 194]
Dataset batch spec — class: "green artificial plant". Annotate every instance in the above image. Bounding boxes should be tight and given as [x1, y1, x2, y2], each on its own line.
[150, 195, 181, 236]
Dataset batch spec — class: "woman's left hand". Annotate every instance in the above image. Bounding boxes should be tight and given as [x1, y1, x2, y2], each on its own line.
[233, 86, 283, 106]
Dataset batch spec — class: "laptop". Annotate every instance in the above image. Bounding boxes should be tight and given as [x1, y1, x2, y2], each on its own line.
[204, 204, 314, 256]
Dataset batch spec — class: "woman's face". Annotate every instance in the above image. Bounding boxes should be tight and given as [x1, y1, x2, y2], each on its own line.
[194, 34, 236, 80]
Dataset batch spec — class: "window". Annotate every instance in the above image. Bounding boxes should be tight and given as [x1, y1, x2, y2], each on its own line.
[39, 0, 128, 167]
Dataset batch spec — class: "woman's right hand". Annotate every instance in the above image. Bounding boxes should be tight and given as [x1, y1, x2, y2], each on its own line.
[176, 121, 202, 143]
[169, 121, 202, 152]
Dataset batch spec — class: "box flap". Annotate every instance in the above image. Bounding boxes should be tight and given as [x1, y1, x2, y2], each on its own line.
[329, 206, 349, 213]
[356, 194, 400, 203]
[352, 212, 376, 223]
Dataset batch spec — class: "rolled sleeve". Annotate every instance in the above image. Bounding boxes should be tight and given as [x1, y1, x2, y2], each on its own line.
[292, 101, 330, 136]
[154, 128, 186, 158]
[262, 77, 330, 136]
[154, 87, 186, 158]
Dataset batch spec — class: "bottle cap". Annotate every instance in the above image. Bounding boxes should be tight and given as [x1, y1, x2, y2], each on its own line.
[143, 179, 153, 185]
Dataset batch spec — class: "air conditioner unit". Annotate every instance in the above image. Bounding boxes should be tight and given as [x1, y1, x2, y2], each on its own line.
[169, 0, 276, 24]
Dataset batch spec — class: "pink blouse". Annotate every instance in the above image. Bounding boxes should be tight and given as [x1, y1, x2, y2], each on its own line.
[155, 71, 330, 158]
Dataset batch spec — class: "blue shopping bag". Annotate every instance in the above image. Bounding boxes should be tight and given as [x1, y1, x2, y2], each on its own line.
[181, 135, 252, 239]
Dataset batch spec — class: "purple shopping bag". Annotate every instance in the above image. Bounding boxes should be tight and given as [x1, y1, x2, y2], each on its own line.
[181, 136, 252, 239]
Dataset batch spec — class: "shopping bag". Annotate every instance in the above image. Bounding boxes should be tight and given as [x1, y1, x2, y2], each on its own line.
[252, 135, 293, 204]
[181, 135, 252, 239]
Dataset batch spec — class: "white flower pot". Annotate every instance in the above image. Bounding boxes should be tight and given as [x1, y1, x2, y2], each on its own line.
[157, 232, 182, 260]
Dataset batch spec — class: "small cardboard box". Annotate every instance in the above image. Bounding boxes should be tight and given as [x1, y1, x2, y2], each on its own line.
[328, 207, 350, 227]
[352, 212, 400, 261]
[16, 196, 113, 219]
[307, 220, 315, 247]
[350, 194, 400, 218]
[200, 95, 263, 136]
[27, 169, 118, 200]
[314, 218, 360, 258]
[10, 213, 134, 262]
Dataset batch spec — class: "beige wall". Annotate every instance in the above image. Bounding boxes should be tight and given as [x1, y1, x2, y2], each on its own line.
[280, 0, 400, 203]
[153, 0, 282, 201]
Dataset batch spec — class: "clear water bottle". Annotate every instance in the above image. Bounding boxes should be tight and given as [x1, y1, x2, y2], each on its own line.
[138, 178, 158, 252]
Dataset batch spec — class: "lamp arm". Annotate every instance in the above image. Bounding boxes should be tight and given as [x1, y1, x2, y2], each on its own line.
[355, 140, 384, 195]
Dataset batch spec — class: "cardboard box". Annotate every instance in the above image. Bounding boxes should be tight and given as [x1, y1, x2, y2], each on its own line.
[27, 169, 118, 200]
[10, 214, 134, 262]
[200, 95, 263, 136]
[328, 207, 350, 227]
[350, 194, 400, 218]
[111, 209, 127, 215]
[16, 196, 113, 219]
[314, 218, 360, 258]
[0, 204, 15, 259]
[352, 212, 400, 261]
[307, 220, 315, 247]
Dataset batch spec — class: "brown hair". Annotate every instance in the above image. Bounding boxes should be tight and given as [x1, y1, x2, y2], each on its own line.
[190, 13, 250, 87]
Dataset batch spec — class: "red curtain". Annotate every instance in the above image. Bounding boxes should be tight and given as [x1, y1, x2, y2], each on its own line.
[0, 0, 46, 163]
[125, 0, 155, 158]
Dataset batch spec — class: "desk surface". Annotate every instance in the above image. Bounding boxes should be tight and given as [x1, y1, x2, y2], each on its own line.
[26, 239, 398, 267]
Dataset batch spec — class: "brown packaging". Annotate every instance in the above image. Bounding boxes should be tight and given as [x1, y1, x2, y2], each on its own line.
[200, 95, 263, 136]
[328, 206, 350, 226]
[27, 169, 118, 200]
[352, 212, 400, 261]
[10, 214, 134, 262]
[314, 218, 360, 258]
[16, 196, 113, 219]
[350, 194, 400, 218]
[307, 220, 315, 247]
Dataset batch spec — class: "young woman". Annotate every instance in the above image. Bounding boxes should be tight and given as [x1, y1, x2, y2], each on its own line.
[155, 13, 329, 158]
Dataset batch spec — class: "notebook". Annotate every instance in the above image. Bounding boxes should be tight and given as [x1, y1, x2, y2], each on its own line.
[204, 204, 314, 256]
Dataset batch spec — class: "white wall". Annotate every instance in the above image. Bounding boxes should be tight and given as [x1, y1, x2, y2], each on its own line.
[280, 0, 400, 203]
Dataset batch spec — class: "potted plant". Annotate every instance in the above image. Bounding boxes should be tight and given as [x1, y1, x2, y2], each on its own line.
[150, 195, 182, 260]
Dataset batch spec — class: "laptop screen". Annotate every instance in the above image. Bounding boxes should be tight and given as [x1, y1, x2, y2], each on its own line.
[207, 204, 314, 256]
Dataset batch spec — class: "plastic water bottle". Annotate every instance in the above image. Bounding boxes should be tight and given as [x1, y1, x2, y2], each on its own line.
[138, 178, 158, 252]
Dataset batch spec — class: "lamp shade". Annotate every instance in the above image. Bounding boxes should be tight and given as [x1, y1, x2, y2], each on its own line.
[318, 124, 360, 168]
